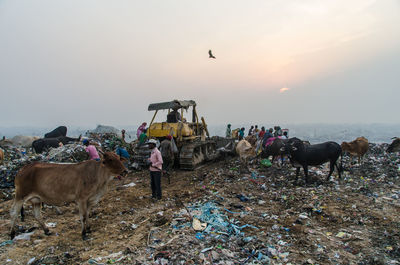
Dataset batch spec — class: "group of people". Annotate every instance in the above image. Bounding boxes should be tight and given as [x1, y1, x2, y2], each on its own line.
[86, 120, 288, 203]
[226, 124, 287, 139]
[226, 124, 288, 152]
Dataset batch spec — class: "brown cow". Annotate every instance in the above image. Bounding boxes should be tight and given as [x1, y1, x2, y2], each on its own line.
[341, 136, 369, 164]
[236, 140, 256, 163]
[10, 152, 127, 240]
[387, 137, 400, 153]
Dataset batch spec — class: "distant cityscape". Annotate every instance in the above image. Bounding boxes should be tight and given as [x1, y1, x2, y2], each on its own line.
[1, 123, 400, 144]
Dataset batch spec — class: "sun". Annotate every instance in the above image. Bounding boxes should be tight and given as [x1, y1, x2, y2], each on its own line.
[280, 87, 290, 93]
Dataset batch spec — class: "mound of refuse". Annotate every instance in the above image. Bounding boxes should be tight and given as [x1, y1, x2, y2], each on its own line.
[0, 143, 89, 200]
[87, 125, 120, 135]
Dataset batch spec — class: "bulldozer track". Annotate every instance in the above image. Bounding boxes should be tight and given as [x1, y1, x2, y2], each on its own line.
[179, 141, 217, 170]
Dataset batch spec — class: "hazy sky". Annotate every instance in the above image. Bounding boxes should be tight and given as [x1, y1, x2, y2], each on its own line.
[0, 0, 399, 127]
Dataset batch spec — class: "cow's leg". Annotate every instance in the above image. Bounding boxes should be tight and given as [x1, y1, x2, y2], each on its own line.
[303, 165, 310, 183]
[327, 161, 335, 181]
[276, 156, 283, 168]
[85, 201, 93, 233]
[32, 201, 50, 235]
[335, 161, 342, 179]
[78, 200, 88, 240]
[295, 167, 300, 182]
[10, 200, 24, 239]
[20, 205, 25, 222]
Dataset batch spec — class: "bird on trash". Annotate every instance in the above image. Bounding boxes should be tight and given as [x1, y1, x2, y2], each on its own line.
[208, 50, 216, 59]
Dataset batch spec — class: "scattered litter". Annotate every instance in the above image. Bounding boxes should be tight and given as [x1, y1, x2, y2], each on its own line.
[192, 218, 207, 231]
[27, 257, 36, 265]
[123, 182, 136, 188]
[13, 231, 34, 241]
[0, 240, 13, 247]
[46, 222, 57, 228]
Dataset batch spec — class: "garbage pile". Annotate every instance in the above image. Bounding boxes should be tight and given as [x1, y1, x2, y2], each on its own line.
[44, 143, 88, 162]
[130, 142, 400, 264]
[86, 133, 124, 151]
[1, 142, 400, 264]
[86, 125, 121, 138]
[0, 143, 89, 200]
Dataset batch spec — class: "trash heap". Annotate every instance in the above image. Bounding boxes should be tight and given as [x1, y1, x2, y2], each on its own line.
[0, 143, 89, 200]
[86, 133, 124, 151]
[44, 143, 88, 162]
[1, 142, 400, 264]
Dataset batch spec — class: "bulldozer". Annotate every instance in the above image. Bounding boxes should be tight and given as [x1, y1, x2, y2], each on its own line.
[134, 100, 221, 170]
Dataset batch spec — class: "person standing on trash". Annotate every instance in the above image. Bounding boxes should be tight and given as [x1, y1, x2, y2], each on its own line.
[283, 131, 289, 139]
[148, 139, 163, 200]
[138, 129, 148, 146]
[83, 139, 100, 161]
[248, 126, 254, 136]
[256, 126, 266, 153]
[115, 146, 130, 177]
[116, 146, 130, 160]
[137, 122, 147, 139]
[238, 127, 245, 140]
[262, 128, 274, 146]
[254, 125, 260, 135]
[121, 129, 126, 142]
[160, 135, 174, 173]
[226, 124, 232, 138]
[258, 126, 266, 139]
[273, 126, 283, 137]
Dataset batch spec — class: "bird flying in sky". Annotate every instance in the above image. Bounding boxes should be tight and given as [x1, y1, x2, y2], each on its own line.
[208, 50, 216, 59]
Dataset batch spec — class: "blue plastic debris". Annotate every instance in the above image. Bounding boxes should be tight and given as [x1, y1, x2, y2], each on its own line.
[236, 194, 249, 202]
[224, 208, 242, 214]
[188, 201, 258, 238]
[195, 232, 204, 240]
[243, 236, 253, 242]
[0, 240, 13, 247]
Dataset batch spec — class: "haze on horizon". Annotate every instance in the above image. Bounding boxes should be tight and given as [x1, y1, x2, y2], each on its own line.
[0, 0, 399, 128]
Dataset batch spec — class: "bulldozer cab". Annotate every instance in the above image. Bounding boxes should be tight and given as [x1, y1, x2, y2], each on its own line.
[147, 100, 209, 141]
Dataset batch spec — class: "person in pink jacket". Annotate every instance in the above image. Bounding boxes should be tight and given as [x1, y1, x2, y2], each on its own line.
[148, 139, 163, 200]
[137, 122, 147, 139]
[83, 139, 100, 161]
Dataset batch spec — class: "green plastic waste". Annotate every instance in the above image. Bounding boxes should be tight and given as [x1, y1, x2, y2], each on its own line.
[261, 159, 272, 167]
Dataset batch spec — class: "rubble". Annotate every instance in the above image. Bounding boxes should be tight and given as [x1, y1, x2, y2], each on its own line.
[0, 142, 399, 264]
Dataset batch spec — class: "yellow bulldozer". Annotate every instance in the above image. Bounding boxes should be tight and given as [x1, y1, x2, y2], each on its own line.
[135, 100, 220, 170]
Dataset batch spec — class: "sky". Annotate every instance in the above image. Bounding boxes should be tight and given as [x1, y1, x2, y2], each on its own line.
[0, 0, 399, 127]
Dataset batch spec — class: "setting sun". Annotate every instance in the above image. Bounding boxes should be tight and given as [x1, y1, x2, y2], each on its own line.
[280, 87, 290, 93]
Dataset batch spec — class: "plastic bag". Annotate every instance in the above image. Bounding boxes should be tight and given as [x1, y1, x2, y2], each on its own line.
[171, 138, 178, 154]
[261, 159, 272, 167]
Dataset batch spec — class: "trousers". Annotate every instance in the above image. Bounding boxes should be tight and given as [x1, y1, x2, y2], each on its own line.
[150, 171, 162, 199]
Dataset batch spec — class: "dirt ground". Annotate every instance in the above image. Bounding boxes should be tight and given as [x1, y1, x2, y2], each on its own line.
[1, 148, 400, 264]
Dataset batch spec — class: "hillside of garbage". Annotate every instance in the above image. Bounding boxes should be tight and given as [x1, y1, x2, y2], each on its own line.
[0, 136, 400, 264]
